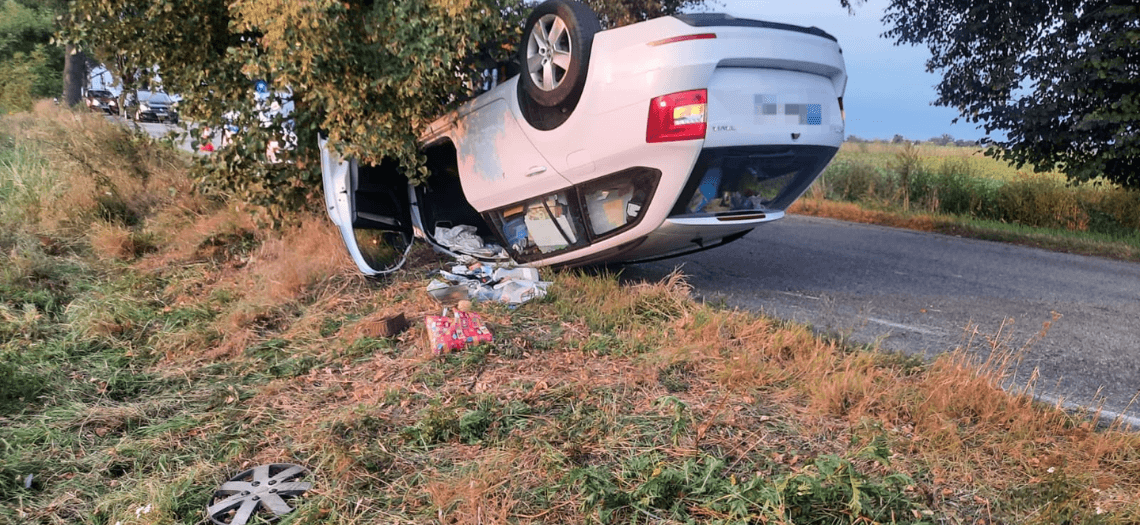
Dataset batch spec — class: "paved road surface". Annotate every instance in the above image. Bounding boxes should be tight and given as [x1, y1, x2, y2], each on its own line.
[624, 215, 1140, 426]
[109, 116, 210, 152]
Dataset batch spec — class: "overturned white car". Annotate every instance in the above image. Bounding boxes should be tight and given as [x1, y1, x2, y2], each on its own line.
[321, 0, 846, 274]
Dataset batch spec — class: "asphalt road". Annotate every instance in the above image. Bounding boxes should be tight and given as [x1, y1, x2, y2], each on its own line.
[623, 215, 1140, 426]
[108, 116, 210, 152]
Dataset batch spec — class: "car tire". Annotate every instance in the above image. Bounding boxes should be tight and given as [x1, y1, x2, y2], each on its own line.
[516, 0, 599, 131]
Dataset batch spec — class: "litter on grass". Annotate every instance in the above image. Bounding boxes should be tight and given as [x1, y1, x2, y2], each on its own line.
[426, 310, 493, 354]
[434, 225, 506, 258]
[426, 261, 550, 306]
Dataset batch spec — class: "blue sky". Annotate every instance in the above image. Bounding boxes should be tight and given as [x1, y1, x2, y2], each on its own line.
[713, 0, 987, 141]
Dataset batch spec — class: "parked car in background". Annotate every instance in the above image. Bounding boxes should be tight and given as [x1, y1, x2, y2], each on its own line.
[321, 0, 847, 275]
[127, 90, 179, 123]
[84, 89, 118, 114]
[213, 86, 296, 161]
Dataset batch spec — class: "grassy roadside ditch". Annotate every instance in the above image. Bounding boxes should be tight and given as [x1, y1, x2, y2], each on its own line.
[3, 104, 1140, 524]
[790, 142, 1140, 262]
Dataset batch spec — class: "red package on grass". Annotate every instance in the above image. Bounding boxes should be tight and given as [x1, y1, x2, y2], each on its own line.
[426, 311, 492, 354]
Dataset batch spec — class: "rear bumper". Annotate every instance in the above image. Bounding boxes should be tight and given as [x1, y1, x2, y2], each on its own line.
[138, 111, 178, 122]
[669, 144, 838, 217]
[529, 143, 834, 267]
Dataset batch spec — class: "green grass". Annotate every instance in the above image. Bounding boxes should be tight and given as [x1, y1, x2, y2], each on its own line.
[0, 137, 58, 225]
[2, 106, 1139, 525]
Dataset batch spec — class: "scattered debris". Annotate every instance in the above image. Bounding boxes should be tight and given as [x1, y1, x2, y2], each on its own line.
[426, 310, 493, 354]
[433, 225, 506, 258]
[426, 262, 550, 306]
[426, 280, 470, 304]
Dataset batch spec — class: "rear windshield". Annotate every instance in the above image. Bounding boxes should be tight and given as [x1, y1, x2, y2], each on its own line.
[143, 93, 174, 104]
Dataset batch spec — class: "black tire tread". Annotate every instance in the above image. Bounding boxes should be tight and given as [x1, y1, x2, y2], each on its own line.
[516, 0, 599, 131]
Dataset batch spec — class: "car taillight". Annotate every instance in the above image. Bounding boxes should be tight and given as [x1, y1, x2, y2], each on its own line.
[647, 33, 716, 46]
[646, 89, 707, 143]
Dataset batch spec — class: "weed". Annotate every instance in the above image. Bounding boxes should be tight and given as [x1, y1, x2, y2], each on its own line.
[342, 336, 398, 360]
[997, 173, 1089, 230]
[268, 354, 320, 378]
[318, 317, 343, 337]
[873, 350, 927, 376]
[90, 221, 159, 260]
[403, 401, 462, 446]
[0, 354, 51, 414]
[569, 449, 922, 524]
[823, 160, 888, 202]
[1002, 467, 1104, 524]
[893, 141, 923, 210]
[195, 229, 259, 264]
[410, 367, 447, 388]
[489, 309, 559, 357]
[658, 361, 695, 393]
[582, 332, 629, 356]
[799, 143, 1140, 261]
[244, 337, 290, 360]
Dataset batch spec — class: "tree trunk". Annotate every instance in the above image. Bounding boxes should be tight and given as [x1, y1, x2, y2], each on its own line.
[63, 44, 87, 107]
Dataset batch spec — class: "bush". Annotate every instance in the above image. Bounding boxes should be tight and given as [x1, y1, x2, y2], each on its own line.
[909, 157, 1002, 219]
[996, 174, 1089, 230]
[1083, 187, 1140, 237]
[817, 145, 1140, 240]
[819, 160, 892, 203]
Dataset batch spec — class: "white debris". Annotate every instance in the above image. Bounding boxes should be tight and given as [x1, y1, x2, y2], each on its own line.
[434, 225, 506, 258]
[427, 262, 550, 306]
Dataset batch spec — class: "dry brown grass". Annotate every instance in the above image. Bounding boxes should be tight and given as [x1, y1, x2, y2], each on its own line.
[135, 206, 258, 272]
[88, 221, 159, 261]
[423, 451, 524, 525]
[2, 101, 190, 238]
[790, 197, 937, 231]
[246, 216, 355, 303]
[6, 106, 1139, 525]
[33, 234, 1140, 523]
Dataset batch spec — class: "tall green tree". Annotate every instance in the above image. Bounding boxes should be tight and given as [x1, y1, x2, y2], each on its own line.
[883, 0, 1140, 189]
[58, 0, 706, 218]
[0, 0, 63, 112]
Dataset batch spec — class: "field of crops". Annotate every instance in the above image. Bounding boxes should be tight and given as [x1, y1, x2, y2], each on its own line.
[809, 142, 1140, 240]
[832, 142, 1042, 181]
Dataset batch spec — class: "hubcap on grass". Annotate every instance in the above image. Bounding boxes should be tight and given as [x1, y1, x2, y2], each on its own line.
[207, 463, 311, 525]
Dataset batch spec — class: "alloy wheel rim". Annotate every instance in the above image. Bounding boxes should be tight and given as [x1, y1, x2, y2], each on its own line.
[526, 13, 573, 92]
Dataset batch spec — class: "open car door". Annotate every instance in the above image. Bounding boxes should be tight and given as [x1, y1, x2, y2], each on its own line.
[319, 137, 414, 275]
